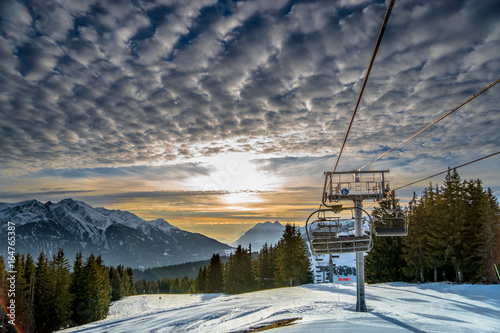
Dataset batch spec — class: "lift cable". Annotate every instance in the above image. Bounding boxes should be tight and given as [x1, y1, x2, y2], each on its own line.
[332, 0, 396, 175]
[358, 78, 500, 171]
[393, 151, 500, 191]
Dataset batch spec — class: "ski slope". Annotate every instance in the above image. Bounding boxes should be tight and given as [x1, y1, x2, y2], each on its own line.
[60, 282, 500, 332]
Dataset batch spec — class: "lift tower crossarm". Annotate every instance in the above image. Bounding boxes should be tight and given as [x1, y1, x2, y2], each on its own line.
[322, 170, 390, 207]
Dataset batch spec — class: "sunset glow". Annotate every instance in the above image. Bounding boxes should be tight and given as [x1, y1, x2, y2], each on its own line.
[1, 0, 499, 243]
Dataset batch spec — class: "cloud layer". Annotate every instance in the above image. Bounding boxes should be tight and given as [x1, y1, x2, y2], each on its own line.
[1, 0, 499, 220]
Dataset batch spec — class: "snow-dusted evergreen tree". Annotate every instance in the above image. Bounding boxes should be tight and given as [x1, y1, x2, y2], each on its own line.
[274, 224, 313, 287]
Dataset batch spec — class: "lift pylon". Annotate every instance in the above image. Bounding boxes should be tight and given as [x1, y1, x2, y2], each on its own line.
[307, 170, 391, 313]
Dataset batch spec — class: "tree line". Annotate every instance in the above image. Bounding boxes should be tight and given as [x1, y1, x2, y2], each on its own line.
[139, 224, 314, 295]
[366, 170, 500, 284]
[136, 276, 193, 294]
[0, 249, 135, 333]
[191, 224, 313, 294]
[134, 257, 229, 281]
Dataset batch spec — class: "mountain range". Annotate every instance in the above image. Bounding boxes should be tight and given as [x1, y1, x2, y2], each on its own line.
[0, 199, 233, 268]
[232, 221, 286, 249]
[232, 221, 309, 250]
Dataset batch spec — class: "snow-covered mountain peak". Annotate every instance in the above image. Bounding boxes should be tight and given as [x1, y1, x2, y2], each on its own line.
[0, 199, 49, 228]
[255, 221, 283, 229]
[148, 218, 178, 233]
[232, 221, 286, 249]
[0, 198, 233, 267]
[52, 198, 111, 231]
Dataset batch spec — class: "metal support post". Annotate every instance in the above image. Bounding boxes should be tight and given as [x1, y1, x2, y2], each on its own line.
[354, 174, 367, 312]
[329, 254, 334, 283]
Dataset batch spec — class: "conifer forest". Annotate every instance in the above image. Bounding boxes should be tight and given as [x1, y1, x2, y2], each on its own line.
[366, 170, 500, 284]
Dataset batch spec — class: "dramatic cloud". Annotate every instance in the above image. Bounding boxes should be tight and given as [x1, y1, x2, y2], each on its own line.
[1, 0, 499, 241]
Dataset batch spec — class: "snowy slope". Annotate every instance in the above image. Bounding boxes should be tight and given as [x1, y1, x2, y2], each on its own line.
[59, 282, 500, 333]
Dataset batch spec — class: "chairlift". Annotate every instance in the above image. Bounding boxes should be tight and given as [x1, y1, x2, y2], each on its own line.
[374, 212, 408, 236]
[373, 190, 408, 237]
[305, 206, 373, 255]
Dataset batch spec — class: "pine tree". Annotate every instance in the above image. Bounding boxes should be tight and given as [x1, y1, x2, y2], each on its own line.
[72, 254, 111, 324]
[205, 253, 224, 293]
[191, 266, 207, 293]
[23, 253, 36, 333]
[125, 267, 136, 295]
[256, 243, 276, 289]
[463, 181, 500, 283]
[180, 276, 192, 293]
[224, 246, 256, 294]
[170, 278, 180, 293]
[34, 252, 52, 332]
[51, 249, 73, 330]
[0, 256, 7, 333]
[486, 188, 500, 283]
[115, 265, 135, 297]
[403, 188, 437, 282]
[440, 169, 468, 281]
[110, 266, 124, 301]
[274, 224, 313, 287]
[402, 170, 500, 283]
[11, 254, 32, 333]
[135, 279, 146, 294]
[71, 251, 87, 325]
[93, 255, 112, 320]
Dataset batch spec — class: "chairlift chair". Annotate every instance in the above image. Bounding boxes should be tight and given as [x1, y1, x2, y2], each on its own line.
[373, 189, 408, 237]
[305, 206, 373, 255]
[374, 213, 408, 236]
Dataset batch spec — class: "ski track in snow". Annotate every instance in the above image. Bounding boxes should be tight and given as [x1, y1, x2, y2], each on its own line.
[59, 282, 500, 333]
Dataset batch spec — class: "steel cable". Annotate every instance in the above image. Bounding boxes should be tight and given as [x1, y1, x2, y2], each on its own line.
[332, 0, 396, 174]
[393, 151, 500, 191]
[358, 78, 500, 171]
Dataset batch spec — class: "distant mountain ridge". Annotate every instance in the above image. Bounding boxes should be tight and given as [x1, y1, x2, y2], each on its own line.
[232, 221, 308, 250]
[0, 199, 233, 268]
[232, 221, 285, 249]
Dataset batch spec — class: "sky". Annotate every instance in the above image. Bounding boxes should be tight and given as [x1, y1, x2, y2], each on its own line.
[1, 0, 499, 244]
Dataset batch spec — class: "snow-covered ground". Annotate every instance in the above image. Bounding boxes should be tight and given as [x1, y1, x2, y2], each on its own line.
[60, 282, 500, 333]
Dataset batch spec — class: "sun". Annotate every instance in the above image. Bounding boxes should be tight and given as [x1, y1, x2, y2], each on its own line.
[187, 152, 282, 192]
